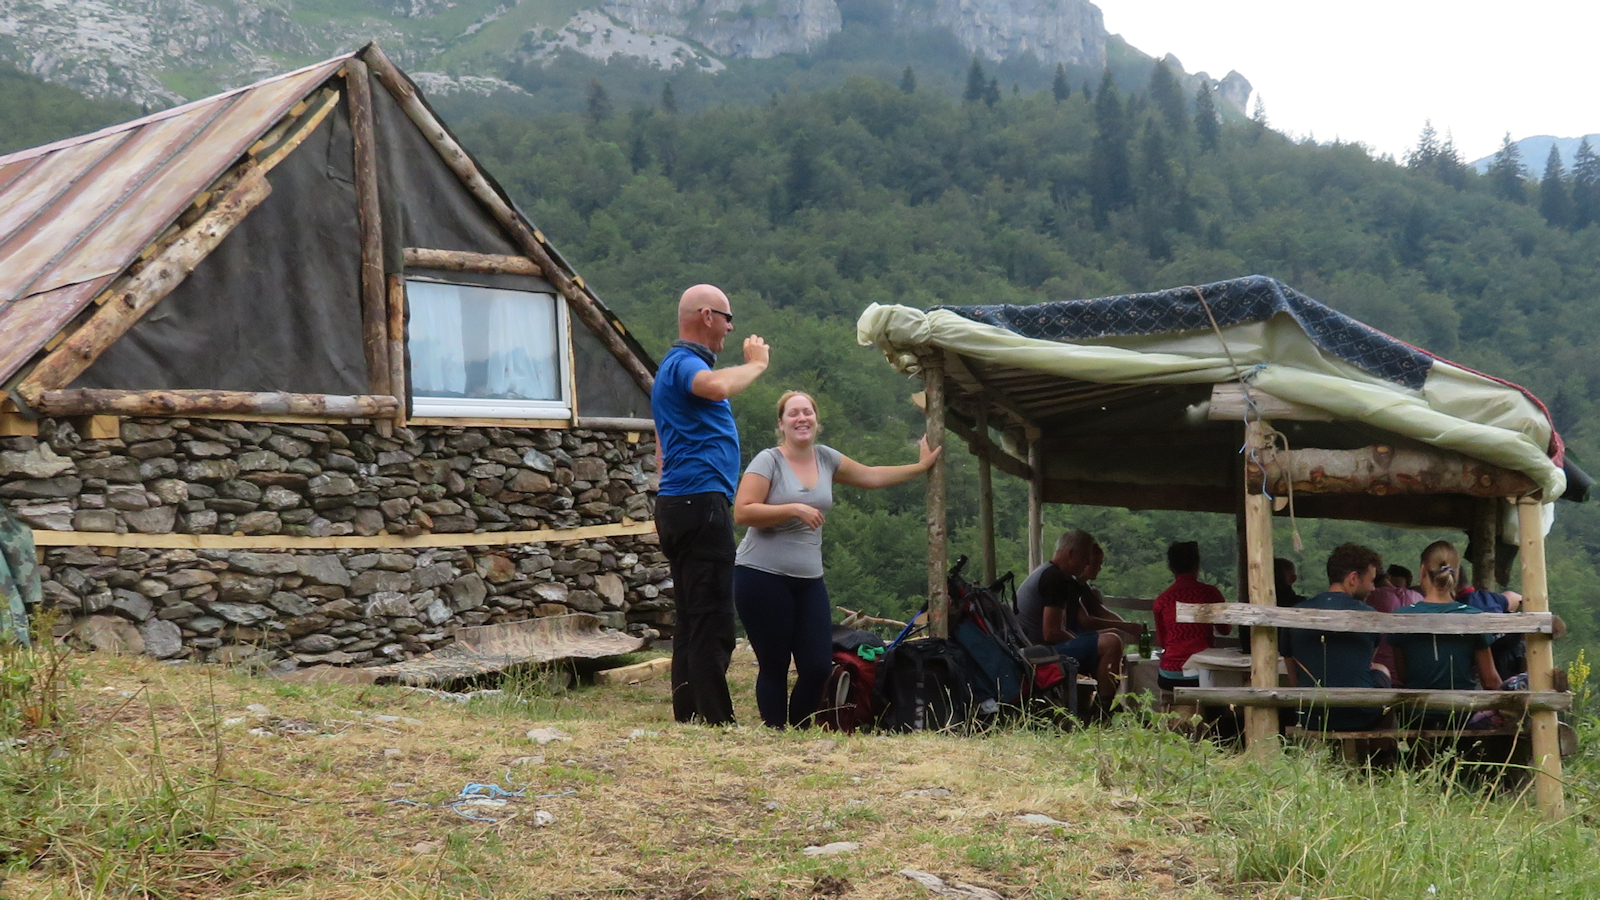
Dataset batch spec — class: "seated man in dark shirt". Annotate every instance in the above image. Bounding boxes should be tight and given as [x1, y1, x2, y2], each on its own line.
[1281, 543, 1392, 731]
[1017, 529, 1141, 709]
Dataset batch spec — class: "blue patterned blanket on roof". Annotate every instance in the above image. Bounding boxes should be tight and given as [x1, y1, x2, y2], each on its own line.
[935, 274, 1434, 390]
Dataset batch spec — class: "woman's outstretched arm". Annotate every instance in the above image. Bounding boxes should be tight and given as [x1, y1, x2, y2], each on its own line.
[733, 472, 823, 529]
[834, 436, 942, 490]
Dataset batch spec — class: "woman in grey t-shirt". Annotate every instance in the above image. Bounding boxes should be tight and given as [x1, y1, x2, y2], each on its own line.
[732, 390, 940, 728]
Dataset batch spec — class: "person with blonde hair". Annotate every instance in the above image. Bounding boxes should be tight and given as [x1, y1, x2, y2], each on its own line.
[732, 390, 939, 728]
[1390, 540, 1503, 724]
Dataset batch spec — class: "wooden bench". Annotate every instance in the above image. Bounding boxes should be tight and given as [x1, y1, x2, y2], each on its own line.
[1176, 686, 1573, 764]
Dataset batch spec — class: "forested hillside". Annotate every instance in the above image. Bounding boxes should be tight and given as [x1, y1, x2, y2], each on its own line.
[449, 63, 1600, 651]
[0, 66, 140, 154]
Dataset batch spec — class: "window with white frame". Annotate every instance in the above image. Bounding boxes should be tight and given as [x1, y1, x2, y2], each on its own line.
[406, 279, 571, 418]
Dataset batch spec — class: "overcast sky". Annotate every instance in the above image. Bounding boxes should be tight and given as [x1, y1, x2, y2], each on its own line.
[1094, 0, 1598, 164]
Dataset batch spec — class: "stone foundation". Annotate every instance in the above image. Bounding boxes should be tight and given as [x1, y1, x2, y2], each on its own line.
[1, 417, 675, 668]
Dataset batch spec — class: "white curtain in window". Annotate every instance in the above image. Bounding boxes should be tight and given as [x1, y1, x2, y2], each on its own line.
[408, 282, 467, 396]
[485, 292, 560, 400]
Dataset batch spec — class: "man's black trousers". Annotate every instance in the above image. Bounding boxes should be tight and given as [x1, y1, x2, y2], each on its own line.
[656, 492, 737, 725]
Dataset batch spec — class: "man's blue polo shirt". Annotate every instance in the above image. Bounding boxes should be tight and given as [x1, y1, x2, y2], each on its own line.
[652, 341, 740, 502]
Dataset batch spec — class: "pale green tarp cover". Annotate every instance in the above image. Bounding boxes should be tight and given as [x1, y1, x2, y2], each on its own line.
[857, 303, 1565, 501]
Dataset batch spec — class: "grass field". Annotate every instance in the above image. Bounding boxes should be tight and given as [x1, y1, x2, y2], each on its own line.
[3, 641, 1600, 899]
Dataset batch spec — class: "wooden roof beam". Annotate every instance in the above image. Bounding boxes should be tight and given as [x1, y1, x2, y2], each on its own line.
[1248, 444, 1537, 499]
[1208, 383, 1333, 421]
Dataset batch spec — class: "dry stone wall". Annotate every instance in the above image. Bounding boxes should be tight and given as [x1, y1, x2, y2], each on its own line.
[0, 417, 675, 669]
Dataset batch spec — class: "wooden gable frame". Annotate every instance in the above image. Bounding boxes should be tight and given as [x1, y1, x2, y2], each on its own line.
[2, 45, 654, 434]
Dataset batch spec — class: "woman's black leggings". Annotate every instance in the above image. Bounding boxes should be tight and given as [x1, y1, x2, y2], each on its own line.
[733, 566, 833, 729]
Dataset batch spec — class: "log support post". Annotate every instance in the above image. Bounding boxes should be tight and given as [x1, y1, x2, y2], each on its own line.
[923, 358, 948, 640]
[346, 58, 393, 438]
[1243, 422, 1281, 758]
[1517, 497, 1564, 819]
[977, 408, 996, 585]
[1471, 499, 1498, 590]
[386, 274, 407, 428]
[1027, 427, 1044, 573]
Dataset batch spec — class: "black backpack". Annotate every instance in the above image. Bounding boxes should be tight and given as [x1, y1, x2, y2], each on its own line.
[873, 638, 974, 733]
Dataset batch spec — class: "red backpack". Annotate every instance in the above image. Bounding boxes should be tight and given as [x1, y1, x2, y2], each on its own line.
[818, 650, 880, 733]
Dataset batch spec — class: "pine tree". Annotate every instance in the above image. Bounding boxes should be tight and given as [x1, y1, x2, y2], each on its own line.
[1436, 130, 1468, 188]
[586, 79, 612, 126]
[964, 58, 987, 104]
[984, 77, 1001, 108]
[1487, 133, 1527, 204]
[1089, 69, 1133, 225]
[1052, 64, 1069, 103]
[1148, 60, 1186, 134]
[786, 130, 816, 213]
[1539, 145, 1574, 228]
[899, 66, 916, 94]
[1573, 138, 1600, 230]
[628, 132, 650, 173]
[1250, 95, 1268, 127]
[1193, 80, 1219, 151]
[1406, 121, 1441, 171]
[660, 80, 678, 115]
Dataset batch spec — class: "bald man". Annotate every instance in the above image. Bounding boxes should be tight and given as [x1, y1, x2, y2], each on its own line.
[652, 284, 769, 725]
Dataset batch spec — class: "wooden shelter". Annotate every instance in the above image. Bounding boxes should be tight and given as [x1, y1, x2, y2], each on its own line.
[858, 277, 1584, 818]
[0, 46, 675, 670]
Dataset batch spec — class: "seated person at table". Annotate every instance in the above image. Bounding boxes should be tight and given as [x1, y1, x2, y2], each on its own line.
[1152, 541, 1231, 692]
[1078, 541, 1144, 636]
[1454, 575, 1527, 678]
[1017, 529, 1140, 708]
[1385, 565, 1424, 605]
[1391, 541, 1503, 726]
[1281, 543, 1392, 731]
[1363, 562, 1412, 686]
[1274, 558, 1305, 608]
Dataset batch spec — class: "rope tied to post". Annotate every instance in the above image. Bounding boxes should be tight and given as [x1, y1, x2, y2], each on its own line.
[1187, 285, 1304, 552]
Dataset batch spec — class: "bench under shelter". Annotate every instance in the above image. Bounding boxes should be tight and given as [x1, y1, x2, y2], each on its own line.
[856, 275, 1590, 818]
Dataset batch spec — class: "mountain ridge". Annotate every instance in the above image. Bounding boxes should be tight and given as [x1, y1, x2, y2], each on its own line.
[0, 0, 1250, 113]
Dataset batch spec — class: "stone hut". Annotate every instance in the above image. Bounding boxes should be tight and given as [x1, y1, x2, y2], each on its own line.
[0, 45, 674, 669]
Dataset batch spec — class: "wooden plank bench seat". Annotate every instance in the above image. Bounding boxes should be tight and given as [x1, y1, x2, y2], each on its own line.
[1175, 602, 1553, 634]
[1287, 725, 1520, 740]
[1173, 687, 1572, 714]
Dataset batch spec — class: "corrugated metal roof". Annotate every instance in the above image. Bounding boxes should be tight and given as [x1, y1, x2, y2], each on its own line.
[0, 54, 353, 384]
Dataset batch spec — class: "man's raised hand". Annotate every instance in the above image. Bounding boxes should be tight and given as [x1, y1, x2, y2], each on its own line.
[744, 334, 770, 368]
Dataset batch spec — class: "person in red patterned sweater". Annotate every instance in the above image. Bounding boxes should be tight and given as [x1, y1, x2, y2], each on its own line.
[1152, 541, 1232, 693]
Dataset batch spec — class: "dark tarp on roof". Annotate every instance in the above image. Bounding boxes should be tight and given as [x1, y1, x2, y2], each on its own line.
[74, 93, 367, 394]
[938, 274, 1436, 390]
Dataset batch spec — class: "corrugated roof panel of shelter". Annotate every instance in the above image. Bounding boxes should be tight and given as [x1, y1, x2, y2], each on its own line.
[0, 56, 354, 387]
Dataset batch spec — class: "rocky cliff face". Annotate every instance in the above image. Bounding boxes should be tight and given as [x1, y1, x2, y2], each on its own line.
[0, 0, 396, 107]
[602, 0, 842, 59]
[925, 0, 1104, 70]
[595, 0, 1105, 66]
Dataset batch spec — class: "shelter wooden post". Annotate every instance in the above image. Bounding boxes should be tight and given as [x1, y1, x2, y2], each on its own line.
[1027, 427, 1044, 572]
[976, 408, 996, 584]
[1517, 497, 1565, 819]
[1243, 424, 1280, 757]
[1471, 499, 1498, 589]
[923, 358, 949, 640]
